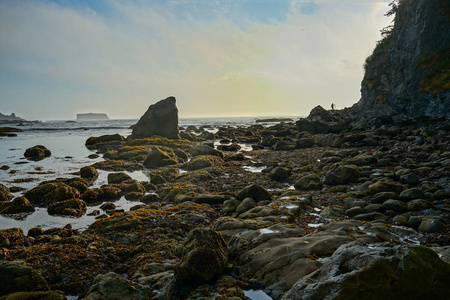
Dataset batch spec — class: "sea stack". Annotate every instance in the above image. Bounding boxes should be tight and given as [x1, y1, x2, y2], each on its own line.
[131, 96, 180, 139]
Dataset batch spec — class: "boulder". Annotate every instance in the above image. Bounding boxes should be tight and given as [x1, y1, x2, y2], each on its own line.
[294, 174, 323, 190]
[283, 244, 450, 300]
[186, 155, 223, 171]
[0, 183, 13, 201]
[174, 228, 228, 284]
[41, 185, 81, 207]
[0, 261, 49, 296]
[80, 166, 99, 182]
[83, 272, 149, 300]
[235, 184, 271, 202]
[85, 134, 124, 147]
[269, 167, 292, 181]
[24, 145, 51, 161]
[190, 145, 224, 158]
[324, 164, 361, 185]
[0, 196, 35, 214]
[47, 198, 87, 217]
[143, 147, 178, 168]
[131, 96, 180, 139]
[107, 172, 132, 184]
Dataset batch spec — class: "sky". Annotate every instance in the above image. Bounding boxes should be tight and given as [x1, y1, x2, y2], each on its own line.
[0, 0, 393, 120]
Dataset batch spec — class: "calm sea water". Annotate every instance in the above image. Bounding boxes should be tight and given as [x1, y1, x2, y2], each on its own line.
[0, 117, 297, 232]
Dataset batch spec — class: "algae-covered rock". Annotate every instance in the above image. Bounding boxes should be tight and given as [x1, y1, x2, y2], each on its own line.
[92, 160, 141, 172]
[174, 228, 228, 284]
[235, 184, 271, 202]
[47, 198, 87, 217]
[185, 155, 223, 171]
[23, 183, 60, 206]
[269, 167, 292, 182]
[294, 174, 323, 190]
[283, 244, 450, 300]
[41, 185, 81, 207]
[324, 164, 360, 185]
[80, 166, 99, 182]
[0, 261, 49, 296]
[0, 196, 35, 215]
[24, 145, 51, 161]
[107, 172, 132, 184]
[143, 147, 178, 168]
[83, 272, 149, 300]
[190, 145, 224, 159]
[0, 228, 28, 247]
[0, 183, 13, 202]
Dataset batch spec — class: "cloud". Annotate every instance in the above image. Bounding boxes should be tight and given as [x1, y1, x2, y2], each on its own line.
[0, 0, 392, 119]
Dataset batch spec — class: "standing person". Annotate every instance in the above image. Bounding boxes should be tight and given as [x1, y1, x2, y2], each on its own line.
[331, 103, 335, 110]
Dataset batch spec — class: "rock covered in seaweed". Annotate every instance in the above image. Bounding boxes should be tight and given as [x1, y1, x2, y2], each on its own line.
[24, 145, 51, 161]
[174, 228, 228, 284]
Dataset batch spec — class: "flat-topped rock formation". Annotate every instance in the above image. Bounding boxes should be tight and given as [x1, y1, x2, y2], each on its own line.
[76, 113, 109, 121]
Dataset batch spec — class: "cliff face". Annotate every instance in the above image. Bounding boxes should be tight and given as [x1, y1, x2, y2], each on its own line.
[355, 0, 450, 119]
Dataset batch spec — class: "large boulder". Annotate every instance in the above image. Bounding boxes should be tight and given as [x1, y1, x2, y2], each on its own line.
[283, 243, 450, 300]
[131, 96, 180, 139]
[24, 145, 51, 161]
[174, 228, 228, 284]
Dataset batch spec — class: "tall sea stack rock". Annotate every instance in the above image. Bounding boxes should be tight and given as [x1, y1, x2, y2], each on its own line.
[131, 96, 180, 139]
[355, 0, 449, 120]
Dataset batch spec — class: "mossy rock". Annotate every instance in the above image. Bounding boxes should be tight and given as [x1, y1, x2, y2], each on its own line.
[125, 137, 194, 151]
[41, 184, 81, 207]
[0, 261, 49, 296]
[80, 166, 99, 181]
[185, 155, 223, 171]
[23, 183, 61, 206]
[24, 145, 51, 161]
[143, 147, 178, 168]
[92, 160, 141, 172]
[107, 172, 132, 184]
[175, 228, 228, 284]
[0, 183, 13, 202]
[0, 196, 35, 215]
[47, 198, 87, 217]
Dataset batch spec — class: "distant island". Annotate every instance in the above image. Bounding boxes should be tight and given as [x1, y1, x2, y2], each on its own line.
[76, 113, 109, 121]
[0, 112, 24, 121]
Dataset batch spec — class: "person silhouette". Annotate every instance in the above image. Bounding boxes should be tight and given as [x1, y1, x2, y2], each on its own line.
[331, 103, 335, 110]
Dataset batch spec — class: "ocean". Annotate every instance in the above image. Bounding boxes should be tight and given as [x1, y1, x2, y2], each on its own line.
[0, 117, 297, 232]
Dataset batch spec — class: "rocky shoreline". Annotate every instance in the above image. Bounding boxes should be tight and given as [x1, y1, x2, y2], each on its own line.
[1, 102, 449, 299]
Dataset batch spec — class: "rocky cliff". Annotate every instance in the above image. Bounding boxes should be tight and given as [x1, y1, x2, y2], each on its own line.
[354, 0, 449, 120]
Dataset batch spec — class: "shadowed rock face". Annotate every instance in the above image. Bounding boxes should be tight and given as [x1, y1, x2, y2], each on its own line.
[355, 0, 450, 120]
[131, 96, 180, 139]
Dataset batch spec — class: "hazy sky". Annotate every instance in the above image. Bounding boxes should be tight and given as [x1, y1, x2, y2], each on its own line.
[0, 0, 393, 120]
